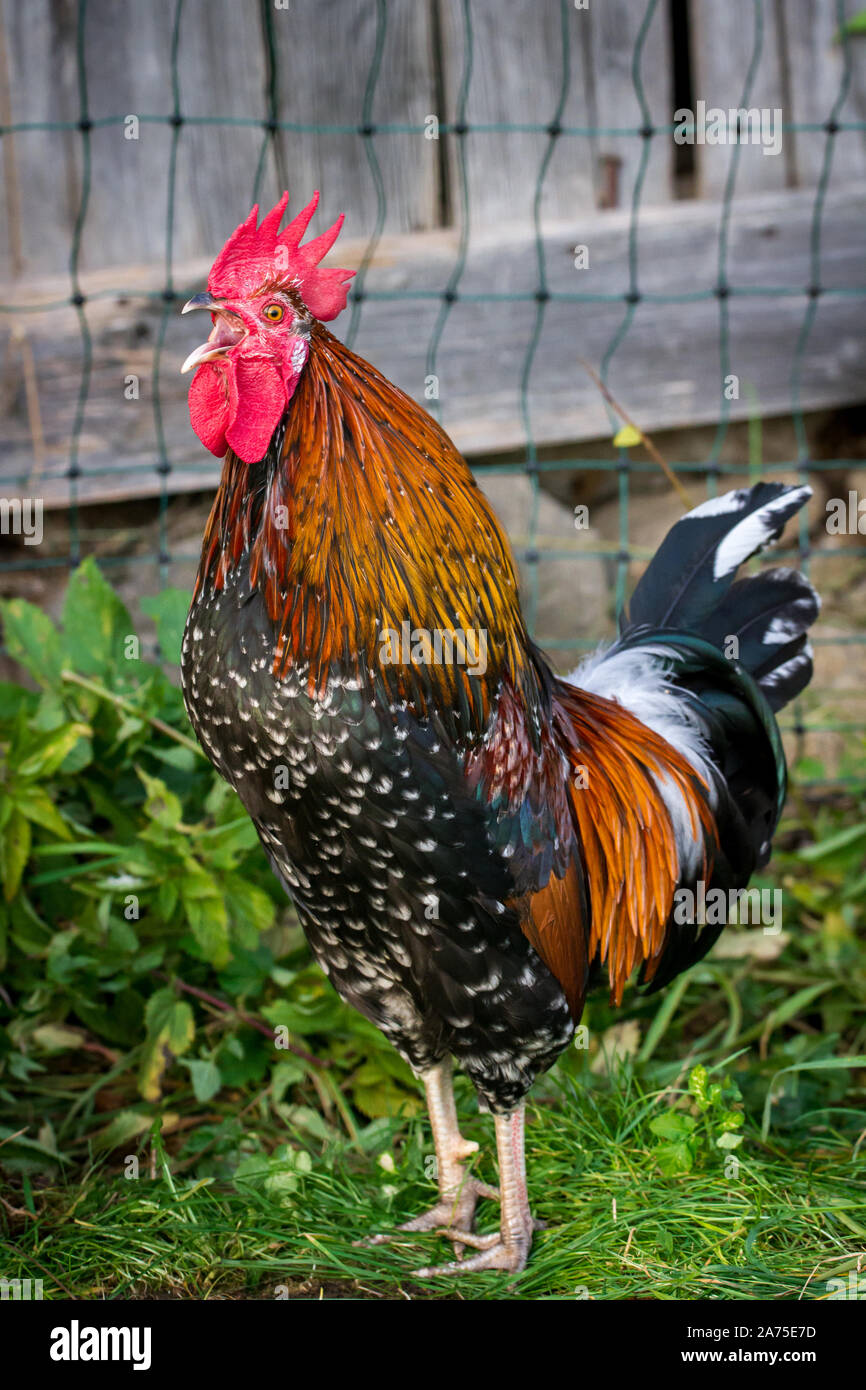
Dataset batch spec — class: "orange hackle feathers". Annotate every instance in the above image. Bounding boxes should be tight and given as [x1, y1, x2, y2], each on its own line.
[196, 323, 541, 722]
[553, 682, 714, 1005]
[194, 318, 718, 1014]
[519, 859, 588, 1019]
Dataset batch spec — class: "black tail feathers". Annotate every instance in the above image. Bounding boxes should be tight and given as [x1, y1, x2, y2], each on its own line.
[624, 483, 819, 713]
[698, 566, 819, 711]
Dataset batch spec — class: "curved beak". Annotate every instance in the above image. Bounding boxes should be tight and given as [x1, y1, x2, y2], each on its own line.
[182, 291, 222, 316]
[180, 293, 247, 374]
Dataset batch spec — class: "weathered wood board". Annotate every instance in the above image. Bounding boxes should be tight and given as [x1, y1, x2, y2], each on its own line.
[1, 186, 864, 508]
[3, 0, 866, 283]
[584, 0, 673, 210]
[438, 0, 673, 231]
[690, 0, 788, 197]
[781, 0, 866, 187]
[0, 0, 440, 283]
[690, 0, 866, 196]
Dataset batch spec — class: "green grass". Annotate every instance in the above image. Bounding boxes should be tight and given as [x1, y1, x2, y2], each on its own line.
[3, 774, 866, 1301]
[4, 786, 866, 1300]
[1, 564, 865, 1299]
[3, 1063, 865, 1301]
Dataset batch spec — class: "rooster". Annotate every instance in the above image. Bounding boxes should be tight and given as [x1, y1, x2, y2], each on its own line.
[180, 192, 818, 1276]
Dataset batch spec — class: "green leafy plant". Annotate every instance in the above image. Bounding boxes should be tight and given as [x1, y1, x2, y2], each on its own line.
[649, 1063, 745, 1176]
[0, 560, 420, 1167]
[0, 560, 864, 1300]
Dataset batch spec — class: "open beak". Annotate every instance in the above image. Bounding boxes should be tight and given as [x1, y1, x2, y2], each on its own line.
[181, 293, 247, 374]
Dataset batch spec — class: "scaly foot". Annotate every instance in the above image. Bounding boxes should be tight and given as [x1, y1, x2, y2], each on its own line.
[413, 1104, 538, 1278]
[414, 1226, 531, 1277]
[359, 1060, 501, 1258]
[361, 1171, 499, 1256]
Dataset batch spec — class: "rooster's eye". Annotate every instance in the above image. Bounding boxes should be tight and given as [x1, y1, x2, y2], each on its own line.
[263, 303, 284, 323]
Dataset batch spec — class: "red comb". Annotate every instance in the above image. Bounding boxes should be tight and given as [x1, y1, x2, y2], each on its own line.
[207, 191, 354, 321]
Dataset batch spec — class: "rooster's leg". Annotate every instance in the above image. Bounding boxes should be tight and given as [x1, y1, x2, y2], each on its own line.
[365, 1058, 498, 1254]
[415, 1104, 535, 1277]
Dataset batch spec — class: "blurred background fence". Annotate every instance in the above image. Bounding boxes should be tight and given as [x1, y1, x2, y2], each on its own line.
[1, 0, 865, 779]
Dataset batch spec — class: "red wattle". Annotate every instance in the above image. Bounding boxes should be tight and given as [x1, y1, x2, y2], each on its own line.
[188, 353, 287, 464]
[188, 361, 236, 458]
[224, 356, 287, 465]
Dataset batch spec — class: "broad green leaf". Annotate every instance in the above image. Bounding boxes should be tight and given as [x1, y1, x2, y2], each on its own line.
[139, 993, 195, 1102]
[158, 878, 179, 920]
[263, 992, 348, 1038]
[183, 890, 230, 968]
[350, 1067, 423, 1119]
[201, 818, 258, 856]
[0, 680, 38, 719]
[145, 988, 195, 1055]
[216, 1035, 270, 1087]
[137, 767, 183, 829]
[183, 1057, 223, 1102]
[73, 988, 144, 1046]
[150, 744, 197, 772]
[649, 1111, 697, 1140]
[14, 788, 72, 841]
[224, 875, 275, 938]
[114, 716, 145, 742]
[654, 1140, 695, 1176]
[92, 1109, 155, 1151]
[716, 1132, 744, 1150]
[0, 599, 63, 687]
[271, 1057, 307, 1104]
[2, 808, 31, 900]
[180, 869, 220, 900]
[218, 944, 274, 998]
[107, 917, 139, 953]
[688, 1064, 710, 1110]
[16, 723, 90, 780]
[61, 556, 134, 679]
[31, 1022, 85, 1053]
[278, 1105, 333, 1142]
[58, 731, 94, 775]
[32, 690, 69, 731]
[141, 589, 191, 665]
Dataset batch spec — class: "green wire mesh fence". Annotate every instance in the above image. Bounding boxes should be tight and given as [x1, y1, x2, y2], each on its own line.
[1, 0, 865, 779]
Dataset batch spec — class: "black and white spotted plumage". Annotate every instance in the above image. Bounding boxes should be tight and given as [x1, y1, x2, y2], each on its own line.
[182, 560, 573, 1113]
[183, 467, 818, 1111]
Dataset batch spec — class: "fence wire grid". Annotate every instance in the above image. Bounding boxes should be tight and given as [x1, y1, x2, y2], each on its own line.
[1, 0, 866, 783]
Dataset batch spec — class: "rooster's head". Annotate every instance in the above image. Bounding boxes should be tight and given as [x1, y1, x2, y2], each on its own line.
[181, 191, 353, 464]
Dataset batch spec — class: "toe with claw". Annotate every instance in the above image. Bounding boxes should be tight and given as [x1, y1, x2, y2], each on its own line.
[361, 1171, 499, 1255]
[414, 1103, 538, 1279]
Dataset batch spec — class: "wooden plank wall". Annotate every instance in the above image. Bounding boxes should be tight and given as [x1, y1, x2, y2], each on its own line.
[437, 0, 672, 232]
[0, 0, 439, 278]
[4, 184, 864, 506]
[3, 1, 862, 275]
[692, 0, 866, 197]
[1, 0, 865, 506]
[0, 0, 676, 281]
